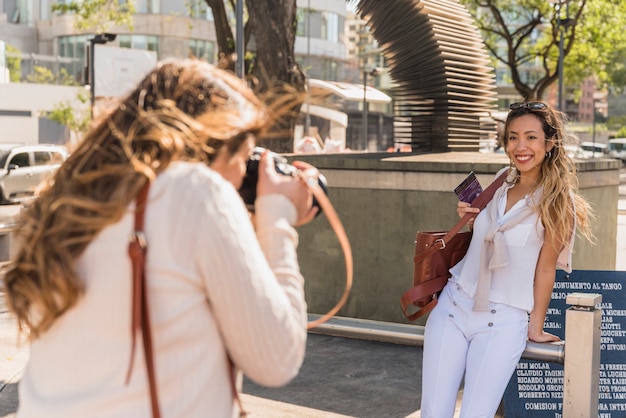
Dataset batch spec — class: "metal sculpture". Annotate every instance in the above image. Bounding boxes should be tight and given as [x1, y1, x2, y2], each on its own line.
[357, 0, 498, 151]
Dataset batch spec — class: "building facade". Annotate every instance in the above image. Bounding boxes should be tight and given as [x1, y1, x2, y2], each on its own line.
[0, 0, 351, 143]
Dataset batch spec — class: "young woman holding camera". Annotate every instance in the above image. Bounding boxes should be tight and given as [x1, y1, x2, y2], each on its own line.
[420, 100, 594, 417]
[4, 58, 318, 417]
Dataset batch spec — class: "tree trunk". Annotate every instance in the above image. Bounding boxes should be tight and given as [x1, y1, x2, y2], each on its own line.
[246, 0, 305, 153]
[205, 0, 236, 71]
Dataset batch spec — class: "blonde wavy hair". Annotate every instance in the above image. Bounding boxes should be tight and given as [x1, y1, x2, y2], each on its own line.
[4, 58, 273, 338]
[502, 100, 594, 250]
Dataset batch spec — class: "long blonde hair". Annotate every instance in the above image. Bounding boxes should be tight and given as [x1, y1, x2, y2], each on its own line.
[4, 59, 270, 338]
[502, 100, 594, 249]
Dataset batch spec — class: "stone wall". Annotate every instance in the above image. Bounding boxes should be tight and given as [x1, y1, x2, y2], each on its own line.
[289, 152, 620, 324]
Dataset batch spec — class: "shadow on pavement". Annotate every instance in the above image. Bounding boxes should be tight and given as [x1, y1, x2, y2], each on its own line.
[243, 333, 423, 418]
[0, 380, 18, 418]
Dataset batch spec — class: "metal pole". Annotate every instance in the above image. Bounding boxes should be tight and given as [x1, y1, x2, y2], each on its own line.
[304, 0, 311, 136]
[592, 98, 596, 158]
[308, 315, 565, 364]
[562, 292, 602, 418]
[89, 39, 95, 119]
[557, 0, 564, 112]
[362, 70, 368, 151]
[235, 0, 244, 79]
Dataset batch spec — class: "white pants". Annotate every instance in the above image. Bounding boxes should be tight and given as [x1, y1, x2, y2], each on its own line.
[420, 282, 528, 418]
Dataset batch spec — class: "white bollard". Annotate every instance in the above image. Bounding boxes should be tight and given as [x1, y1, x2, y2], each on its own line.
[562, 292, 602, 418]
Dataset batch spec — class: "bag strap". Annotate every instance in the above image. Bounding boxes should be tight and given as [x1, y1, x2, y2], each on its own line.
[419, 169, 508, 259]
[400, 170, 509, 321]
[126, 182, 161, 418]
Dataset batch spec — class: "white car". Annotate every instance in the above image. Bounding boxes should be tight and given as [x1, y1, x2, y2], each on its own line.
[608, 138, 626, 163]
[0, 143, 68, 204]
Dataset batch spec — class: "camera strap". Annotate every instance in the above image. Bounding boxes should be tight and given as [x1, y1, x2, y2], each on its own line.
[298, 170, 353, 330]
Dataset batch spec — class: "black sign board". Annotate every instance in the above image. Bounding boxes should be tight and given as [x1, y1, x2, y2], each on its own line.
[503, 270, 626, 418]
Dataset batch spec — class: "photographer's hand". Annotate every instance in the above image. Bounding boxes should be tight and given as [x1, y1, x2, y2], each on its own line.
[257, 151, 318, 226]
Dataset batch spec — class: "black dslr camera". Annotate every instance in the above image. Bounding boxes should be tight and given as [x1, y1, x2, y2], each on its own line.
[238, 147, 328, 214]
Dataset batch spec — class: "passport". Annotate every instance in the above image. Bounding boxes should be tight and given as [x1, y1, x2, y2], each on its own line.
[454, 171, 483, 203]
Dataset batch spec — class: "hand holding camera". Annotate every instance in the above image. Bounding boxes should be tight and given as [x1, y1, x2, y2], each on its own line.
[239, 147, 328, 226]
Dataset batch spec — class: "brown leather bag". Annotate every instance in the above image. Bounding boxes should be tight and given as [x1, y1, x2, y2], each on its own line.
[400, 171, 508, 321]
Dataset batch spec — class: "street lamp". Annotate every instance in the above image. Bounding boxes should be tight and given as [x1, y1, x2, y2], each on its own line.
[89, 33, 116, 118]
[361, 67, 381, 151]
[304, 0, 311, 136]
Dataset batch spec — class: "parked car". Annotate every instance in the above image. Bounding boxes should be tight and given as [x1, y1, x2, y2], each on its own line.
[579, 142, 608, 159]
[564, 144, 583, 159]
[0, 143, 68, 204]
[608, 138, 626, 163]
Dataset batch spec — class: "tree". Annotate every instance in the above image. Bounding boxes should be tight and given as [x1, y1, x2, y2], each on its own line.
[51, 0, 134, 33]
[205, 0, 305, 152]
[6, 44, 22, 82]
[26, 66, 79, 85]
[45, 89, 92, 146]
[52, 0, 305, 151]
[459, 0, 626, 100]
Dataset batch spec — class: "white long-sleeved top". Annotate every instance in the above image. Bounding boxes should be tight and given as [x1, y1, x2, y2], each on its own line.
[17, 161, 308, 418]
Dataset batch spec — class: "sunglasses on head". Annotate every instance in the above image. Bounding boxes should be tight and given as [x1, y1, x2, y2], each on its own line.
[509, 102, 547, 110]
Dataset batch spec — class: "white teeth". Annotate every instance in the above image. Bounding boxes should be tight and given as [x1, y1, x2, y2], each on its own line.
[516, 156, 532, 162]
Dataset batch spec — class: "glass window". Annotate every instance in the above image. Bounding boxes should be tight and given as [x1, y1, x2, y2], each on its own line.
[189, 40, 215, 63]
[133, 35, 147, 50]
[324, 12, 338, 42]
[296, 8, 306, 37]
[40, 0, 49, 20]
[119, 35, 132, 49]
[17, 0, 34, 25]
[117, 35, 158, 52]
[56, 35, 88, 83]
[146, 36, 158, 52]
[10, 153, 30, 168]
[134, 0, 147, 14]
[34, 151, 51, 165]
[321, 12, 327, 41]
[187, 0, 209, 19]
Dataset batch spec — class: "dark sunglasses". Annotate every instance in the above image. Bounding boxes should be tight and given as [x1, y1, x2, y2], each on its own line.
[509, 102, 547, 110]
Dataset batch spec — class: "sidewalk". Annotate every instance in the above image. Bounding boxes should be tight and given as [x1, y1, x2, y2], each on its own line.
[242, 332, 423, 418]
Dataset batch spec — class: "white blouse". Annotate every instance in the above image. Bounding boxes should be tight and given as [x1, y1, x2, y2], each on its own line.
[450, 170, 574, 312]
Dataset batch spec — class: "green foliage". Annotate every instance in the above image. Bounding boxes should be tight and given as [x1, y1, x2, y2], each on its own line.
[51, 0, 135, 32]
[608, 116, 626, 131]
[460, 0, 626, 98]
[25, 66, 79, 85]
[45, 89, 91, 136]
[564, 0, 626, 92]
[6, 44, 22, 82]
[617, 125, 626, 138]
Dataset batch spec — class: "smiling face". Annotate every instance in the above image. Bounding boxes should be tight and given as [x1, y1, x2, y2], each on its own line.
[505, 113, 554, 182]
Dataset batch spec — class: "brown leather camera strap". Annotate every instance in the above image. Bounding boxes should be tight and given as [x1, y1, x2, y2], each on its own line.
[126, 182, 245, 417]
[298, 171, 353, 330]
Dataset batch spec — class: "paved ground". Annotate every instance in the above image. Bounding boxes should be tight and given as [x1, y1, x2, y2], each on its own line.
[242, 332, 423, 418]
